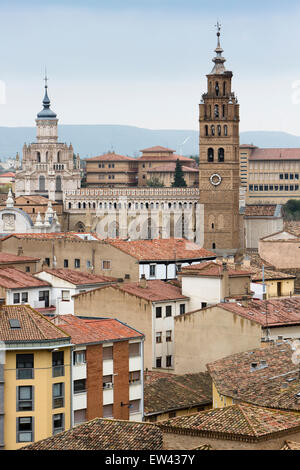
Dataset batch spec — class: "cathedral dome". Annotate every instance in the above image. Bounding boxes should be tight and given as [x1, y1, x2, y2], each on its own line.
[37, 81, 57, 120]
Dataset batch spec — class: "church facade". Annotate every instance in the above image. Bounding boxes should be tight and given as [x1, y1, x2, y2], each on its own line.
[15, 78, 81, 202]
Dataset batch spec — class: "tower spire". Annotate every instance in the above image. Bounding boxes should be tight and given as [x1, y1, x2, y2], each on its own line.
[37, 70, 57, 119]
[210, 22, 226, 74]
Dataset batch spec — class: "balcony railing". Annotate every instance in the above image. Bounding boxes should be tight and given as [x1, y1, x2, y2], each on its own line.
[16, 368, 34, 380]
[52, 365, 65, 378]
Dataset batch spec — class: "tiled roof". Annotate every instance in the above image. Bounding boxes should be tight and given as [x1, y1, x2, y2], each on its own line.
[249, 148, 300, 161]
[0, 172, 15, 177]
[0, 268, 50, 289]
[218, 297, 300, 327]
[244, 205, 278, 217]
[144, 371, 212, 415]
[140, 146, 176, 153]
[105, 238, 216, 262]
[0, 252, 40, 264]
[250, 267, 295, 281]
[148, 163, 198, 173]
[51, 315, 143, 345]
[1, 232, 102, 241]
[281, 440, 300, 450]
[159, 403, 300, 441]
[181, 261, 252, 277]
[0, 304, 70, 343]
[22, 418, 163, 450]
[207, 342, 300, 411]
[284, 221, 300, 237]
[193, 444, 213, 450]
[85, 152, 136, 162]
[14, 195, 59, 205]
[39, 268, 117, 285]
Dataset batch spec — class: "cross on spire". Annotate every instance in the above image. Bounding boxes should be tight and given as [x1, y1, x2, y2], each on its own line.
[44, 68, 48, 88]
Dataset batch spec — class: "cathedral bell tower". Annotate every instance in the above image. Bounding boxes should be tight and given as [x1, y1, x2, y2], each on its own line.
[199, 23, 240, 255]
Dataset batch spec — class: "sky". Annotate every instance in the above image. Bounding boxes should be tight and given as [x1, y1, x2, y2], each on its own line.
[1, 0, 300, 134]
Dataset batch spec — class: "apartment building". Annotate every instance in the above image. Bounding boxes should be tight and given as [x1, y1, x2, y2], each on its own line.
[51, 315, 144, 423]
[73, 279, 189, 371]
[0, 304, 72, 450]
[85, 152, 138, 187]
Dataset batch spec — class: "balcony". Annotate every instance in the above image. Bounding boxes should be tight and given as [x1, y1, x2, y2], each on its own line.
[52, 365, 65, 378]
[16, 368, 34, 380]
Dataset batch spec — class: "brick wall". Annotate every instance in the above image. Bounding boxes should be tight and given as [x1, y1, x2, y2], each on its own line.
[113, 341, 129, 420]
[86, 344, 103, 420]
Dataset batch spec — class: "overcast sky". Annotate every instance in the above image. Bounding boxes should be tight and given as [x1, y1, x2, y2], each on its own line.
[1, 0, 300, 134]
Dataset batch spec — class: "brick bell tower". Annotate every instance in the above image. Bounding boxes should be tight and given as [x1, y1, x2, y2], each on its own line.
[199, 23, 240, 256]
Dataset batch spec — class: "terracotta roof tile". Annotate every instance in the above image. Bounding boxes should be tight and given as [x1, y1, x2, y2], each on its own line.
[85, 152, 136, 162]
[0, 268, 50, 289]
[140, 146, 176, 153]
[181, 261, 252, 277]
[249, 148, 300, 161]
[0, 252, 40, 263]
[244, 205, 278, 217]
[207, 342, 300, 411]
[105, 238, 216, 262]
[0, 305, 70, 343]
[22, 418, 163, 450]
[39, 268, 117, 285]
[144, 371, 212, 415]
[51, 315, 143, 345]
[159, 403, 300, 440]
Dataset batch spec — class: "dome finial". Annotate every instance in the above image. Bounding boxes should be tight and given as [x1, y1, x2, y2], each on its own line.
[37, 70, 57, 119]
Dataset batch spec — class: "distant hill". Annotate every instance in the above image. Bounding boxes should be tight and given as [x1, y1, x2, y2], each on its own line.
[1, 125, 300, 160]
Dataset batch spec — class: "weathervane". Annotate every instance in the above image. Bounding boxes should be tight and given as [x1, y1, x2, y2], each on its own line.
[44, 68, 48, 88]
[215, 21, 221, 36]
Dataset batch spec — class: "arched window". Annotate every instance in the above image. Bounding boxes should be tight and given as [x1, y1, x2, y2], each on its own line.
[37, 152, 41, 163]
[215, 81, 219, 96]
[57, 151, 61, 163]
[45, 151, 48, 163]
[68, 202, 72, 209]
[205, 125, 208, 136]
[218, 148, 225, 162]
[212, 243, 216, 249]
[214, 104, 219, 118]
[55, 175, 62, 192]
[75, 221, 85, 233]
[222, 104, 226, 118]
[211, 125, 215, 136]
[224, 125, 228, 136]
[223, 81, 226, 96]
[208, 148, 214, 162]
[217, 125, 221, 136]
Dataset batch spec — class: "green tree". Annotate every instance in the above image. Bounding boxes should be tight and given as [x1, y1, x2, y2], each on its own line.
[172, 159, 187, 188]
[146, 176, 165, 188]
[283, 199, 300, 221]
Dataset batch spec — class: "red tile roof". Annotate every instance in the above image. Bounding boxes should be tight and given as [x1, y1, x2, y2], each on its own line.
[218, 297, 300, 327]
[0, 268, 50, 289]
[181, 261, 252, 277]
[0, 252, 40, 264]
[158, 403, 300, 441]
[1, 232, 102, 241]
[51, 314, 143, 345]
[38, 268, 117, 285]
[0, 304, 70, 343]
[85, 152, 136, 162]
[105, 238, 216, 262]
[249, 148, 300, 161]
[0, 172, 15, 177]
[244, 205, 278, 217]
[140, 146, 176, 153]
[22, 418, 163, 450]
[115, 280, 188, 302]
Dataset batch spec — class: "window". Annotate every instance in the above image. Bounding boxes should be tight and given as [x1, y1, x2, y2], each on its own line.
[149, 264, 156, 277]
[214, 104, 219, 118]
[156, 331, 162, 343]
[53, 413, 64, 435]
[166, 330, 172, 342]
[44, 257, 50, 267]
[17, 417, 33, 442]
[166, 355, 172, 367]
[156, 306, 162, 318]
[218, 148, 224, 162]
[259, 185, 263, 191]
[201, 302, 207, 309]
[180, 304, 185, 315]
[103, 404, 113, 418]
[103, 346, 113, 360]
[290, 174, 294, 180]
[129, 371, 141, 384]
[285, 174, 289, 180]
[280, 185, 284, 191]
[285, 185, 289, 191]
[53, 383, 64, 409]
[17, 386, 33, 411]
[269, 185, 274, 191]
[296, 185, 299, 190]
[279, 174, 284, 180]
[212, 243, 216, 249]
[224, 125, 228, 136]
[74, 409, 86, 426]
[290, 185, 294, 191]
[296, 174, 299, 180]
[21, 292, 28, 303]
[129, 342, 140, 357]
[274, 185, 279, 191]
[64, 259, 69, 268]
[166, 306, 172, 317]
[39, 290, 50, 308]
[169, 411, 176, 418]
[61, 290, 70, 302]
[73, 350, 86, 365]
[129, 399, 140, 414]
[103, 375, 113, 389]
[102, 260, 111, 270]
[52, 351, 64, 378]
[16, 354, 34, 380]
[13, 293, 20, 304]
[74, 379, 86, 394]
[249, 185, 253, 191]
[156, 357, 162, 368]
[25, 266, 30, 273]
[207, 148, 214, 162]
[74, 259, 80, 268]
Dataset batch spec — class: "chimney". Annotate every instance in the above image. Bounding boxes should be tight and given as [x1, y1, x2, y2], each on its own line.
[221, 262, 230, 300]
[140, 274, 147, 288]
[242, 255, 251, 269]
